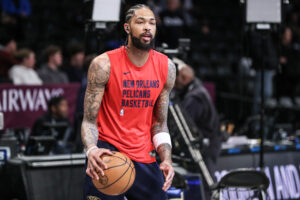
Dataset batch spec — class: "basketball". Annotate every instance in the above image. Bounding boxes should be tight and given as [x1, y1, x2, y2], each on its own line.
[92, 151, 136, 196]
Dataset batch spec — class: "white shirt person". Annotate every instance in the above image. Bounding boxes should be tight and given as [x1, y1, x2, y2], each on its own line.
[9, 48, 42, 85]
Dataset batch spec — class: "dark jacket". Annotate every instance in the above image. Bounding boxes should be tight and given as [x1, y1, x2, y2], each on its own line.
[38, 64, 69, 84]
[179, 78, 222, 161]
[31, 112, 71, 141]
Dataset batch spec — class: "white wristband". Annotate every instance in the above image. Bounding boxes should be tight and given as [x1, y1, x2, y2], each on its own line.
[153, 132, 172, 150]
[86, 146, 98, 157]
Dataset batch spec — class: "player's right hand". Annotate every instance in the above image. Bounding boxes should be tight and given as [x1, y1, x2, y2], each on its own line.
[86, 147, 113, 180]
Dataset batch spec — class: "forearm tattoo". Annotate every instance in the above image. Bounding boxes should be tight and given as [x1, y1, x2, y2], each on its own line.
[81, 54, 110, 149]
[152, 59, 176, 162]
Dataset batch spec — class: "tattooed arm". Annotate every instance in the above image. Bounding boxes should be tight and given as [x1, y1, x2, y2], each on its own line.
[152, 58, 176, 191]
[81, 53, 112, 180]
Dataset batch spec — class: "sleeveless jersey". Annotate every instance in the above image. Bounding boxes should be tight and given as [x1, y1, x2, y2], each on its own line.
[97, 46, 169, 163]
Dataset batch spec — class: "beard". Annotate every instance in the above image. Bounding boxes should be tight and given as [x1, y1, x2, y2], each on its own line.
[130, 32, 155, 51]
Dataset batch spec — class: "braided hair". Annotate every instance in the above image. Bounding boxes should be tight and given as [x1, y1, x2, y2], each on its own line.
[125, 4, 151, 23]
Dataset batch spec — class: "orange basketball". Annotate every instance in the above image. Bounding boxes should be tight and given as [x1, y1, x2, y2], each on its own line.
[92, 151, 136, 196]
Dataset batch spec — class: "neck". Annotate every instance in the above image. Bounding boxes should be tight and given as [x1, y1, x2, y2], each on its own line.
[126, 43, 150, 67]
[21, 62, 30, 68]
[47, 62, 57, 70]
[70, 60, 81, 69]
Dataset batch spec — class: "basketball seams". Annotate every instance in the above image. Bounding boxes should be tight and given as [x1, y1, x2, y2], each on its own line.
[95, 161, 131, 190]
[111, 154, 134, 170]
[104, 162, 126, 170]
[119, 164, 135, 194]
[93, 152, 136, 195]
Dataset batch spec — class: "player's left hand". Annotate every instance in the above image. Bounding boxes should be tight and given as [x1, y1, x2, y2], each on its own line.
[160, 160, 174, 191]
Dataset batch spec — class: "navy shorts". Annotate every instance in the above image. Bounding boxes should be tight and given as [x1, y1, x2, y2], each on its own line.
[84, 140, 167, 200]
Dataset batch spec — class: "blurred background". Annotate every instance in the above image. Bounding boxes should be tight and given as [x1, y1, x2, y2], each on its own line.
[1, 0, 300, 199]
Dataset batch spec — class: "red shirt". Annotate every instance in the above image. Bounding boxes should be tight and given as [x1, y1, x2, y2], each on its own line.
[97, 46, 168, 163]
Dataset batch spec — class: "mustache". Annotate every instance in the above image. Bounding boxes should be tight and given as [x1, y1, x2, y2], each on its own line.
[140, 32, 153, 38]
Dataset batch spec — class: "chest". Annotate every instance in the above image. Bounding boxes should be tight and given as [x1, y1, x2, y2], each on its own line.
[107, 63, 164, 110]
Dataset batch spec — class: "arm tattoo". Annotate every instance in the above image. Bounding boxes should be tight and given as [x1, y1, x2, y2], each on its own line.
[81, 53, 110, 149]
[157, 143, 172, 162]
[152, 58, 176, 162]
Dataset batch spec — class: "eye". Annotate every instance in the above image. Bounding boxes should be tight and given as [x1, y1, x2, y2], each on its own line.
[137, 21, 143, 24]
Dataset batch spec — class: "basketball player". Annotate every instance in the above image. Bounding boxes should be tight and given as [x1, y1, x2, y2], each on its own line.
[81, 4, 176, 200]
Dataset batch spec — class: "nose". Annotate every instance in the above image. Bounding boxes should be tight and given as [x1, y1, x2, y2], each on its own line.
[144, 23, 151, 32]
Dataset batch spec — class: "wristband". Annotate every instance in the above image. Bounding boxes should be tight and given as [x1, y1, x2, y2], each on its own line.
[86, 146, 98, 157]
[153, 132, 172, 150]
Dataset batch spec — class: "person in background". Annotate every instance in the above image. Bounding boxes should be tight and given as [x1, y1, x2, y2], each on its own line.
[276, 26, 300, 97]
[248, 31, 278, 114]
[38, 45, 69, 84]
[9, 48, 42, 85]
[159, 0, 187, 48]
[31, 96, 72, 154]
[63, 43, 85, 83]
[173, 59, 222, 199]
[0, 34, 17, 81]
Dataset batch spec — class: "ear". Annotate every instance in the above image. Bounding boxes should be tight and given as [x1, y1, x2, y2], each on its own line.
[124, 23, 130, 34]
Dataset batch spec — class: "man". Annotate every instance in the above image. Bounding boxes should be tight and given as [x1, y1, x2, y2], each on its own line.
[248, 31, 278, 114]
[277, 27, 300, 97]
[63, 43, 85, 82]
[173, 62, 222, 198]
[81, 4, 176, 200]
[31, 96, 72, 154]
[9, 48, 42, 85]
[38, 45, 69, 84]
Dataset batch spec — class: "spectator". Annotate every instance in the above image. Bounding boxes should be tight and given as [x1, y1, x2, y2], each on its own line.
[9, 48, 42, 85]
[31, 96, 72, 154]
[0, 34, 17, 81]
[276, 27, 300, 96]
[173, 60, 222, 199]
[248, 31, 278, 114]
[287, 12, 300, 43]
[63, 44, 85, 83]
[38, 45, 69, 84]
[159, 0, 187, 48]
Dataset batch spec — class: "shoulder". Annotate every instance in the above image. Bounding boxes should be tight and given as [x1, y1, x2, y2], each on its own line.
[90, 53, 111, 74]
[152, 49, 168, 59]
[9, 65, 24, 75]
[162, 58, 176, 90]
[87, 53, 111, 86]
[152, 49, 169, 69]
[167, 58, 176, 81]
[9, 65, 18, 73]
[37, 65, 47, 74]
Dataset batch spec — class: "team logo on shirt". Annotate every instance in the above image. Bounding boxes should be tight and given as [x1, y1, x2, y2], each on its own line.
[120, 108, 124, 116]
[149, 150, 156, 157]
[121, 80, 159, 108]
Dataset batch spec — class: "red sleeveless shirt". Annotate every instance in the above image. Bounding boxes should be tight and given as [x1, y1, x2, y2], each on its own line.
[97, 46, 169, 163]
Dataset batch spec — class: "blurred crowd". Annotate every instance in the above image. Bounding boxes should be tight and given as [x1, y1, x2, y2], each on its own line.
[0, 36, 90, 85]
